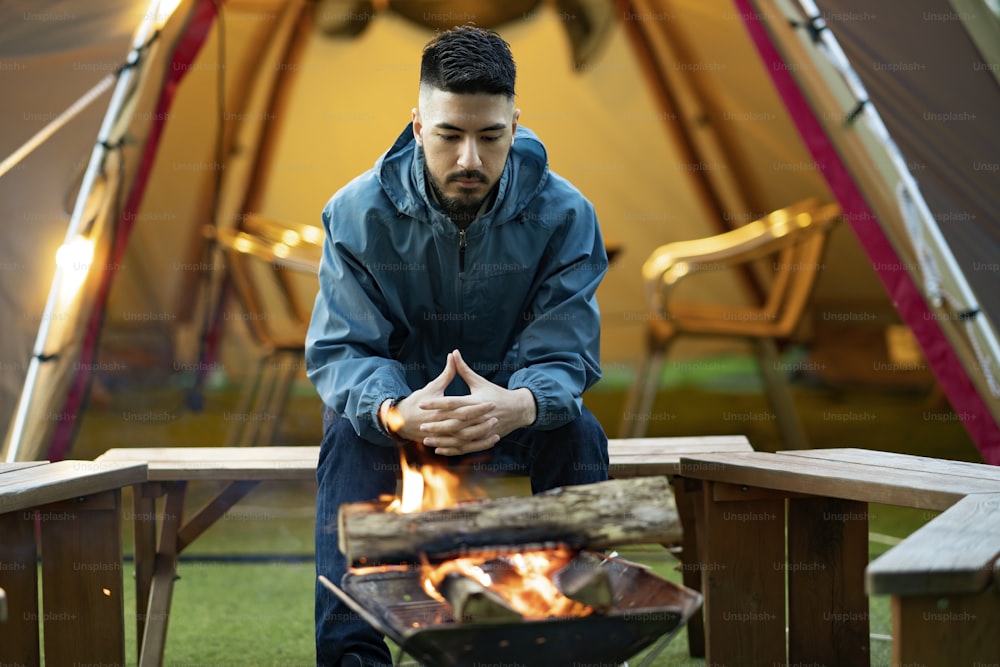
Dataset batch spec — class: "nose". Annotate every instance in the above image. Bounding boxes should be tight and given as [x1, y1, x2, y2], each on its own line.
[456, 136, 482, 171]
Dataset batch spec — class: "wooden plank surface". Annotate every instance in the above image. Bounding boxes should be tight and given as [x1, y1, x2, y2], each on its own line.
[0, 461, 147, 513]
[780, 448, 1000, 483]
[699, 481, 786, 665]
[788, 496, 870, 665]
[0, 461, 49, 474]
[609, 436, 752, 476]
[679, 453, 999, 511]
[866, 493, 1000, 596]
[892, 593, 1000, 665]
[0, 510, 40, 664]
[97, 437, 753, 481]
[607, 435, 752, 456]
[39, 489, 126, 665]
[96, 447, 318, 481]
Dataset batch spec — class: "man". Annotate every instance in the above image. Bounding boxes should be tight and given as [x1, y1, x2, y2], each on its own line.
[306, 24, 609, 667]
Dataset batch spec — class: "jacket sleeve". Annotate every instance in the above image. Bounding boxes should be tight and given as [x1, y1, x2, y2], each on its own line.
[305, 197, 411, 445]
[506, 200, 607, 429]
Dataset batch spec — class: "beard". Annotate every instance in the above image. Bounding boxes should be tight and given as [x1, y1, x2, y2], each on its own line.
[427, 169, 492, 228]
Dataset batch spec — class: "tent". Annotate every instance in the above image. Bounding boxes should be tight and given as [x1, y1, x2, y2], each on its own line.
[1, 0, 998, 463]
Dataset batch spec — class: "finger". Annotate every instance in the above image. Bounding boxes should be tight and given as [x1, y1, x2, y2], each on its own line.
[418, 398, 495, 418]
[426, 352, 457, 391]
[451, 349, 484, 386]
[421, 416, 497, 438]
[434, 436, 499, 457]
[425, 427, 499, 450]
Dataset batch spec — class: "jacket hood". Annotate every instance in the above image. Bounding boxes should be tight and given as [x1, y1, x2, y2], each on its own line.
[374, 123, 549, 225]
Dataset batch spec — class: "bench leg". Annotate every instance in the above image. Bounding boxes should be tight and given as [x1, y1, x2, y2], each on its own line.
[788, 496, 870, 665]
[0, 510, 40, 664]
[671, 476, 705, 657]
[139, 481, 187, 667]
[39, 490, 126, 665]
[133, 483, 160, 662]
[699, 480, 786, 666]
[892, 593, 1000, 665]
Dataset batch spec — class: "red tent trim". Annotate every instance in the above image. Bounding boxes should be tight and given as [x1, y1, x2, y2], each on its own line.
[48, 0, 219, 460]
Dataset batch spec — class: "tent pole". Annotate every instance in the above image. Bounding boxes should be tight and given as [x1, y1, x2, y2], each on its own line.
[3, 8, 165, 462]
[617, 0, 768, 305]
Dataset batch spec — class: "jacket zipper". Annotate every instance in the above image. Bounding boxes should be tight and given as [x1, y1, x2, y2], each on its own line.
[457, 229, 467, 340]
[458, 229, 467, 277]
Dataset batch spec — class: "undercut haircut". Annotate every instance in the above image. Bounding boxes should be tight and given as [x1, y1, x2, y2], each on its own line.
[420, 24, 516, 98]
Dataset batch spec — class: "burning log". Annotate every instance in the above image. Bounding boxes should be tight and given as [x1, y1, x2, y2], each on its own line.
[553, 551, 613, 613]
[437, 571, 523, 624]
[339, 476, 681, 565]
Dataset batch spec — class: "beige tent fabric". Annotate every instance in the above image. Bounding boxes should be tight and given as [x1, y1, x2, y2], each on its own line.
[246, 3, 880, 365]
[0, 0, 898, 459]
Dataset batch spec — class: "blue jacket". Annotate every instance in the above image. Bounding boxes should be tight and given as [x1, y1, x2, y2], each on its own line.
[305, 124, 607, 445]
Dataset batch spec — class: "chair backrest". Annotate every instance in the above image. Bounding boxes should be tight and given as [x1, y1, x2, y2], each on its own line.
[642, 199, 841, 339]
[211, 214, 322, 349]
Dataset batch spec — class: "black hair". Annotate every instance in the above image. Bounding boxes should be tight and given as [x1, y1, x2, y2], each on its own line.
[420, 24, 516, 98]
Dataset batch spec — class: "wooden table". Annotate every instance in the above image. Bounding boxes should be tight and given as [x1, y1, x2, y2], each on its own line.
[97, 436, 753, 666]
[0, 459, 147, 665]
[677, 448, 1000, 666]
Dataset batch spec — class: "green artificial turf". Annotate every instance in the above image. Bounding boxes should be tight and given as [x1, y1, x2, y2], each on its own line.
[108, 542, 911, 666]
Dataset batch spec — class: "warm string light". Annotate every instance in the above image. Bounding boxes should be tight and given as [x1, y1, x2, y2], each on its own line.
[54, 236, 96, 310]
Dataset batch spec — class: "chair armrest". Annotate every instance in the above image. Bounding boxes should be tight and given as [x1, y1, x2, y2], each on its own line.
[211, 226, 321, 274]
[242, 214, 324, 248]
[642, 200, 839, 314]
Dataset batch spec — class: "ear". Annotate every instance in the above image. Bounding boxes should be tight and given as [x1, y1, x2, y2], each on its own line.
[511, 108, 520, 143]
[412, 107, 423, 147]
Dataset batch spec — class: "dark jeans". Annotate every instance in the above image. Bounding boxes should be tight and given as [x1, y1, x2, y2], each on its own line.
[314, 406, 609, 667]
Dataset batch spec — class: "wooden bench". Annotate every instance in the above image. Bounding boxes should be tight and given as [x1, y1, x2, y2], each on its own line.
[0, 459, 147, 666]
[866, 491, 1000, 665]
[95, 435, 752, 666]
[676, 447, 1000, 667]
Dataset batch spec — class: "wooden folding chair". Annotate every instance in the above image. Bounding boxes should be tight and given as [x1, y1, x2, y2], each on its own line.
[212, 215, 322, 445]
[620, 199, 841, 448]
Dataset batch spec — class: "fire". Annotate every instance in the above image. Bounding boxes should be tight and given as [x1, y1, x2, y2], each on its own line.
[383, 407, 486, 514]
[383, 405, 406, 433]
[421, 547, 593, 620]
[375, 408, 591, 620]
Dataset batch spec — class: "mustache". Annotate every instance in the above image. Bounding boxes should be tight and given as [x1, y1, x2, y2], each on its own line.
[447, 170, 487, 183]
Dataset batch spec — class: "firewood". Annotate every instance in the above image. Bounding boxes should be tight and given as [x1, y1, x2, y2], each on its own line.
[339, 476, 681, 565]
[437, 571, 523, 624]
[552, 551, 613, 613]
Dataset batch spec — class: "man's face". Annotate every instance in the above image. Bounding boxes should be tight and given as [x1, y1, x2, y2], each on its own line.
[412, 87, 519, 221]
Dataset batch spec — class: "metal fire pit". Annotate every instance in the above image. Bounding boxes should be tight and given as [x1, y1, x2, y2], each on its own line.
[320, 552, 702, 667]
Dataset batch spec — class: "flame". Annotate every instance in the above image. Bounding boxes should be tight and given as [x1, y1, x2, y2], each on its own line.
[383, 407, 485, 514]
[384, 405, 405, 433]
[373, 408, 590, 621]
[421, 547, 593, 620]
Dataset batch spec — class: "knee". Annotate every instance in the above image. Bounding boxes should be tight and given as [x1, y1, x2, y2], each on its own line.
[563, 408, 609, 455]
[317, 416, 398, 494]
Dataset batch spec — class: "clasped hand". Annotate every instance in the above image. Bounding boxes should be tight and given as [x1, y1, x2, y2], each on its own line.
[381, 350, 536, 456]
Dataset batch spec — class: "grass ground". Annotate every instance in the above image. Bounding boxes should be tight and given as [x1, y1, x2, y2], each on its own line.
[65, 349, 983, 666]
